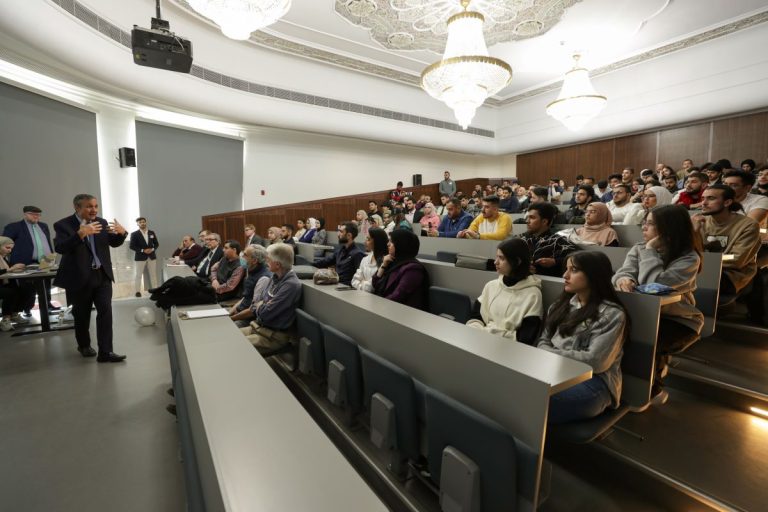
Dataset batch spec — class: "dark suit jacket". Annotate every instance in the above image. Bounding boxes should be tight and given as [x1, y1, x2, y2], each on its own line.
[196, 245, 223, 278]
[129, 229, 160, 261]
[53, 215, 127, 291]
[2, 220, 53, 265]
[172, 243, 203, 266]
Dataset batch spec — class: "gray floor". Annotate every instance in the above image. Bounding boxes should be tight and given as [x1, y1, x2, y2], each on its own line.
[0, 298, 185, 512]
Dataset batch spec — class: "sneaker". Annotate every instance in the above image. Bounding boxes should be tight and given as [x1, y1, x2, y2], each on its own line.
[0, 319, 13, 332]
[10, 314, 29, 325]
[60, 311, 75, 323]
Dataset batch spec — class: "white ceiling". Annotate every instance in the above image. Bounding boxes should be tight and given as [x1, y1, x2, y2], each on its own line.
[0, 0, 766, 155]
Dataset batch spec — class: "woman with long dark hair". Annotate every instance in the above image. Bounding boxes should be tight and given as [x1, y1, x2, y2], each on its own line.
[351, 228, 389, 292]
[372, 230, 428, 310]
[537, 251, 629, 424]
[613, 204, 704, 403]
[311, 217, 327, 245]
[466, 238, 542, 344]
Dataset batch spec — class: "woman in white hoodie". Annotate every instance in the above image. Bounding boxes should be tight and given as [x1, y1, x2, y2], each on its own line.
[466, 238, 543, 344]
[351, 228, 389, 292]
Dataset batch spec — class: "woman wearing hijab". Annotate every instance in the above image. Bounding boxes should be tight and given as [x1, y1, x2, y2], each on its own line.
[372, 230, 429, 310]
[355, 210, 371, 237]
[623, 186, 673, 225]
[575, 202, 620, 246]
[298, 217, 318, 243]
[419, 202, 441, 233]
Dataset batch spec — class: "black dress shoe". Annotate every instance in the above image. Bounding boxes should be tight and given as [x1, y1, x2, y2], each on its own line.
[48, 304, 61, 311]
[77, 346, 97, 357]
[97, 352, 127, 363]
[166, 404, 177, 416]
[135, 292, 142, 298]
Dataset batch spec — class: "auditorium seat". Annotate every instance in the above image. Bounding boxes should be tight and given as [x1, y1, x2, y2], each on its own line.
[296, 309, 325, 379]
[424, 386, 519, 512]
[435, 251, 458, 264]
[322, 324, 364, 423]
[359, 347, 420, 478]
[428, 286, 472, 323]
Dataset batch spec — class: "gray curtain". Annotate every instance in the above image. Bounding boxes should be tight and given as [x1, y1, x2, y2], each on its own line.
[135, 121, 243, 258]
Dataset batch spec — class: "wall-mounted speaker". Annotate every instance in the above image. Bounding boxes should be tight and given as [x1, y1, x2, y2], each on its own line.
[412, 174, 422, 186]
[119, 147, 136, 168]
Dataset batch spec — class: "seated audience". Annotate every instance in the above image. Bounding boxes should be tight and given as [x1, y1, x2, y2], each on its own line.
[458, 195, 512, 240]
[312, 218, 328, 245]
[595, 180, 610, 202]
[548, 178, 563, 204]
[419, 202, 441, 233]
[351, 228, 388, 292]
[244, 224, 265, 247]
[171, 234, 203, 266]
[465, 238, 542, 344]
[613, 205, 704, 403]
[753, 166, 768, 196]
[672, 171, 706, 209]
[575, 202, 619, 246]
[435, 194, 450, 216]
[430, 198, 473, 238]
[229, 244, 272, 322]
[537, 251, 629, 424]
[367, 200, 381, 219]
[209, 240, 245, 302]
[314, 222, 365, 285]
[0, 236, 34, 331]
[607, 184, 634, 223]
[498, 185, 520, 213]
[562, 185, 596, 224]
[676, 158, 694, 182]
[602, 174, 622, 203]
[403, 196, 423, 224]
[294, 220, 306, 241]
[516, 186, 530, 210]
[195, 233, 223, 278]
[298, 217, 318, 243]
[266, 226, 282, 245]
[693, 185, 760, 296]
[389, 181, 406, 205]
[238, 243, 302, 355]
[281, 224, 297, 247]
[370, 214, 384, 228]
[663, 175, 679, 194]
[462, 197, 481, 217]
[519, 203, 579, 277]
[355, 210, 371, 236]
[385, 208, 412, 234]
[187, 230, 210, 268]
[623, 186, 673, 225]
[741, 159, 757, 174]
[723, 170, 768, 227]
[705, 163, 724, 186]
[621, 167, 635, 186]
[372, 230, 429, 309]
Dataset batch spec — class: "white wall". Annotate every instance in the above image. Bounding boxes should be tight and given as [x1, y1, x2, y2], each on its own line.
[242, 126, 511, 209]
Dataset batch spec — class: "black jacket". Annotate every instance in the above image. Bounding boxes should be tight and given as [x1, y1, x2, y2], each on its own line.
[196, 245, 223, 278]
[129, 229, 159, 261]
[314, 244, 365, 285]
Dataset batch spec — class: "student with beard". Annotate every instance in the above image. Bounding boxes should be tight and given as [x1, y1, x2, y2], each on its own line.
[372, 230, 429, 310]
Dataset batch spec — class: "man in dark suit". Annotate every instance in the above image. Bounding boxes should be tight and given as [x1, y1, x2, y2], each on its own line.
[2, 205, 58, 315]
[53, 194, 128, 362]
[195, 232, 223, 280]
[187, 229, 210, 269]
[129, 217, 159, 297]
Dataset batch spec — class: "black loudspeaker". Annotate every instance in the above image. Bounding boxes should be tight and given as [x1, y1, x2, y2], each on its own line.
[119, 147, 136, 168]
[412, 174, 422, 186]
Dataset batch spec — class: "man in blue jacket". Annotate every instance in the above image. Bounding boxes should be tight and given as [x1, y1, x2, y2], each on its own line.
[2, 205, 57, 315]
[129, 217, 159, 297]
[428, 199, 472, 238]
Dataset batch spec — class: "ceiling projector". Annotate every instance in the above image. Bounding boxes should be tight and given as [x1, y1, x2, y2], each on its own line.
[132, 1, 192, 73]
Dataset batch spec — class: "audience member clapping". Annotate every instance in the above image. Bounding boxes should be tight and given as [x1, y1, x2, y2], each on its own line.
[351, 228, 388, 292]
[465, 238, 542, 344]
[537, 251, 629, 424]
[372, 229, 429, 310]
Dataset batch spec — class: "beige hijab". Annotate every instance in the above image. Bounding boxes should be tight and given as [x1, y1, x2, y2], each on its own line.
[576, 202, 619, 246]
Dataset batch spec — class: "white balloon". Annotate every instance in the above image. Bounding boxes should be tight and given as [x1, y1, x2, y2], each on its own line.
[134, 306, 156, 326]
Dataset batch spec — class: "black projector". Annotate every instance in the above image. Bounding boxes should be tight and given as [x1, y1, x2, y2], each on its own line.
[132, 24, 193, 73]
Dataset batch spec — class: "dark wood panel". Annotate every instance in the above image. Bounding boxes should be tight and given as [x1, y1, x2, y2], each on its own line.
[577, 140, 615, 180]
[712, 112, 768, 168]
[614, 132, 657, 172]
[658, 123, 711, 170]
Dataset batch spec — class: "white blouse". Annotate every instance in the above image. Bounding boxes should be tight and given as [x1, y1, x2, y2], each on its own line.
[351, 253, 380, 292]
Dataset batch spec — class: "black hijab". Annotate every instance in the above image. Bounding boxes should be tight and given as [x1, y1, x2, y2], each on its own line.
[375, 230, 421, 292]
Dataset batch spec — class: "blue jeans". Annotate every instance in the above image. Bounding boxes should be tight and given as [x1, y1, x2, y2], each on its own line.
[548, 376, 612, 424]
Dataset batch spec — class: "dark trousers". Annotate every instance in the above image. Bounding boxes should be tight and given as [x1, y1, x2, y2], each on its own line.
[0, 284, 35, 316]
[20, 278, 53, 312]
[70, 268, 113, 354]
[655, 318, 700, 389]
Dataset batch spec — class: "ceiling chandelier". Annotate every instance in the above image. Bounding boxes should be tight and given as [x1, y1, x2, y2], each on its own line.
[546, 54, 607, 131]
[421, 0, 512, 130]
[187, 0, 292, 40]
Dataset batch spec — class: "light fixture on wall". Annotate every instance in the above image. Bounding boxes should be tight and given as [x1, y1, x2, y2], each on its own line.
[187, 0, 292, 40]
[421, 0, 512, 130]
[546, 54, 606, 131]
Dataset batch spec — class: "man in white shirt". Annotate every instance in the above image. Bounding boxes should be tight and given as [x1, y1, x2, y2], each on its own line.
[723, 170, 768, 227]
[606, 185, 635, 224]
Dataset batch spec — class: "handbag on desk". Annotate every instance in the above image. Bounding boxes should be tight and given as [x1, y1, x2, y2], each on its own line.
[313, 268, 339, 285]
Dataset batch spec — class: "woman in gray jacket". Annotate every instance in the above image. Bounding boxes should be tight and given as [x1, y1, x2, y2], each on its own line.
[538, 251, 629, 424]
[613, 205, 704, 403]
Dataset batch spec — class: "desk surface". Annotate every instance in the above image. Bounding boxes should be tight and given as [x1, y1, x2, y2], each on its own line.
[0, 268, 57, 280]
[172, 306, 386, 512]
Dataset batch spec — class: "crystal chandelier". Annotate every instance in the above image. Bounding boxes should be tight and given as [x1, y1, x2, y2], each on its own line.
[188, 0, 292, 40]
[421, 0, 512, 130]
[546, 54, 607, 131]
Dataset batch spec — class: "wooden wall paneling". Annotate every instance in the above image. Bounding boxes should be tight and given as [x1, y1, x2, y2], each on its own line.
[712, 112, 768, 167]
[658, 123, 711, 170]
[614, 132, 658, 172]
[577, 140, 615, 180]
[205, 218, 226, 239]
[515, 153, 536, 186]
[224, 216, 245, 245]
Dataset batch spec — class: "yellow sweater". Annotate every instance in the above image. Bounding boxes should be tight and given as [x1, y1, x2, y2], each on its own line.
[468, 212, 513, 240]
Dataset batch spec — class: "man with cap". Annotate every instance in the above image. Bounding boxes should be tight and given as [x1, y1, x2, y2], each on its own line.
[3, 206, 58, 315]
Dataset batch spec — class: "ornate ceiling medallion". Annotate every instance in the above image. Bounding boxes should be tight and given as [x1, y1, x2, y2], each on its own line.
[334, 0, 581, 52]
